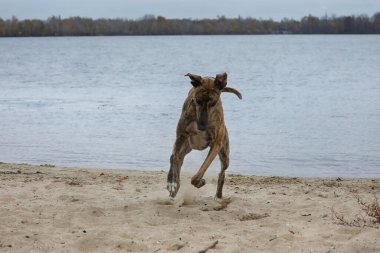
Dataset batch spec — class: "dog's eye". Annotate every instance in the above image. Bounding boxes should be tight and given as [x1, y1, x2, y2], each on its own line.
[208, 101, 217, 107]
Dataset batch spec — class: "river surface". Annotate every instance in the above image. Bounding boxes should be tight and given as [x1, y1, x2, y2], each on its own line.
[0, 35, 379, 178]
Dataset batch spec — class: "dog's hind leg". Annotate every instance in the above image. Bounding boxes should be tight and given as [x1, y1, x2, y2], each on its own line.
[167, 136, 191, 198]
[215, 134, 230, 200]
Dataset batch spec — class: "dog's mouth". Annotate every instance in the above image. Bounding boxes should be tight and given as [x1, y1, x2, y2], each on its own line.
[197, 122, 208, 131]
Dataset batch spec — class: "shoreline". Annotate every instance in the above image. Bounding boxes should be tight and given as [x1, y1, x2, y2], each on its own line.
[1, 162, 379, 252]
[1, 161, 378, 180]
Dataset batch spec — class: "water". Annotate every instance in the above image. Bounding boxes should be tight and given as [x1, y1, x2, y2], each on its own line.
[0, 35, 379, 178]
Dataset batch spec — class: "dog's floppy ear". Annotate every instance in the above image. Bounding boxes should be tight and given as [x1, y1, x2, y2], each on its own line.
[222, 87, 243, 99]
[185, 73, 202, 87]
[215, 72, 227, 90]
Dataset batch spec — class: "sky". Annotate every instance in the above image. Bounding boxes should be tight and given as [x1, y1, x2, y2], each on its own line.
[0, 0, 379, 21]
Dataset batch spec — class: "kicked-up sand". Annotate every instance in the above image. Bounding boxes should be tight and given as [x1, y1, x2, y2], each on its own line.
[0, 162, 379, 253]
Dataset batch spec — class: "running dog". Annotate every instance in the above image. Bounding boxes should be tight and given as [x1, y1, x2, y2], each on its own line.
[167, 72, 242, 199]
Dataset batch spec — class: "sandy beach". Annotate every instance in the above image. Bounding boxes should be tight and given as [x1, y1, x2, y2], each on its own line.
[0, 162, 379, 253]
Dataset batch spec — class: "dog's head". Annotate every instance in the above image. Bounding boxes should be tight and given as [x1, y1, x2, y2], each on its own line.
[185, 72, 242, 131]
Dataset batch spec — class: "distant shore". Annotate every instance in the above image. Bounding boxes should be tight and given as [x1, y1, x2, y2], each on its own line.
[1, 13, 380, 37]
[0, 162, 379, 252]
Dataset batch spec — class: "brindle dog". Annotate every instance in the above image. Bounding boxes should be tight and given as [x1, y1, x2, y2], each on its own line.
[167, 72, 242, 199]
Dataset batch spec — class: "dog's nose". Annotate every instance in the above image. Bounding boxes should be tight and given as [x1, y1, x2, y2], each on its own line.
[197, 124, 208, 131]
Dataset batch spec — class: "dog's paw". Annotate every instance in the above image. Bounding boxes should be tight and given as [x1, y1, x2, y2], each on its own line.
[191, 178, 206, 188]
[167, 181, 179, 198]
[214, 195, 223, 203]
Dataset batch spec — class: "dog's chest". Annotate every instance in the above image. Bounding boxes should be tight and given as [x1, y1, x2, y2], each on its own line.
[189, 131, 210, 150]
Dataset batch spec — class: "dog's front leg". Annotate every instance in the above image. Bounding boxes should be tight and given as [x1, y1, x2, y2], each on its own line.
[216, 139, 229, 200]
[167, 135, 191, 198]
[191, 142, 222, 188]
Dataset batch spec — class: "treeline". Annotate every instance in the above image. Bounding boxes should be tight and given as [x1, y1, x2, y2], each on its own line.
[1, 13, 380, 36]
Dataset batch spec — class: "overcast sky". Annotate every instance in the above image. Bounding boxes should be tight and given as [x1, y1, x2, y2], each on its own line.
[1, 0, 379, 20]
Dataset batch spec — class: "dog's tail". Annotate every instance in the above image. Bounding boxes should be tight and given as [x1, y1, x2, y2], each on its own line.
[222, 87, 242, 99]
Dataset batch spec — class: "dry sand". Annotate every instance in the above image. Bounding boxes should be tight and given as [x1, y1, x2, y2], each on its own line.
[0, 162, 379, 253]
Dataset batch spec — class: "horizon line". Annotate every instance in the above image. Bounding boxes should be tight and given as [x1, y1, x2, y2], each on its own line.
[1, 11, 379, 22]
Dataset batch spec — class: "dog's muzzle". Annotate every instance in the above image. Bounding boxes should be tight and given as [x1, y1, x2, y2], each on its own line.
[197, 123, 208, 131]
